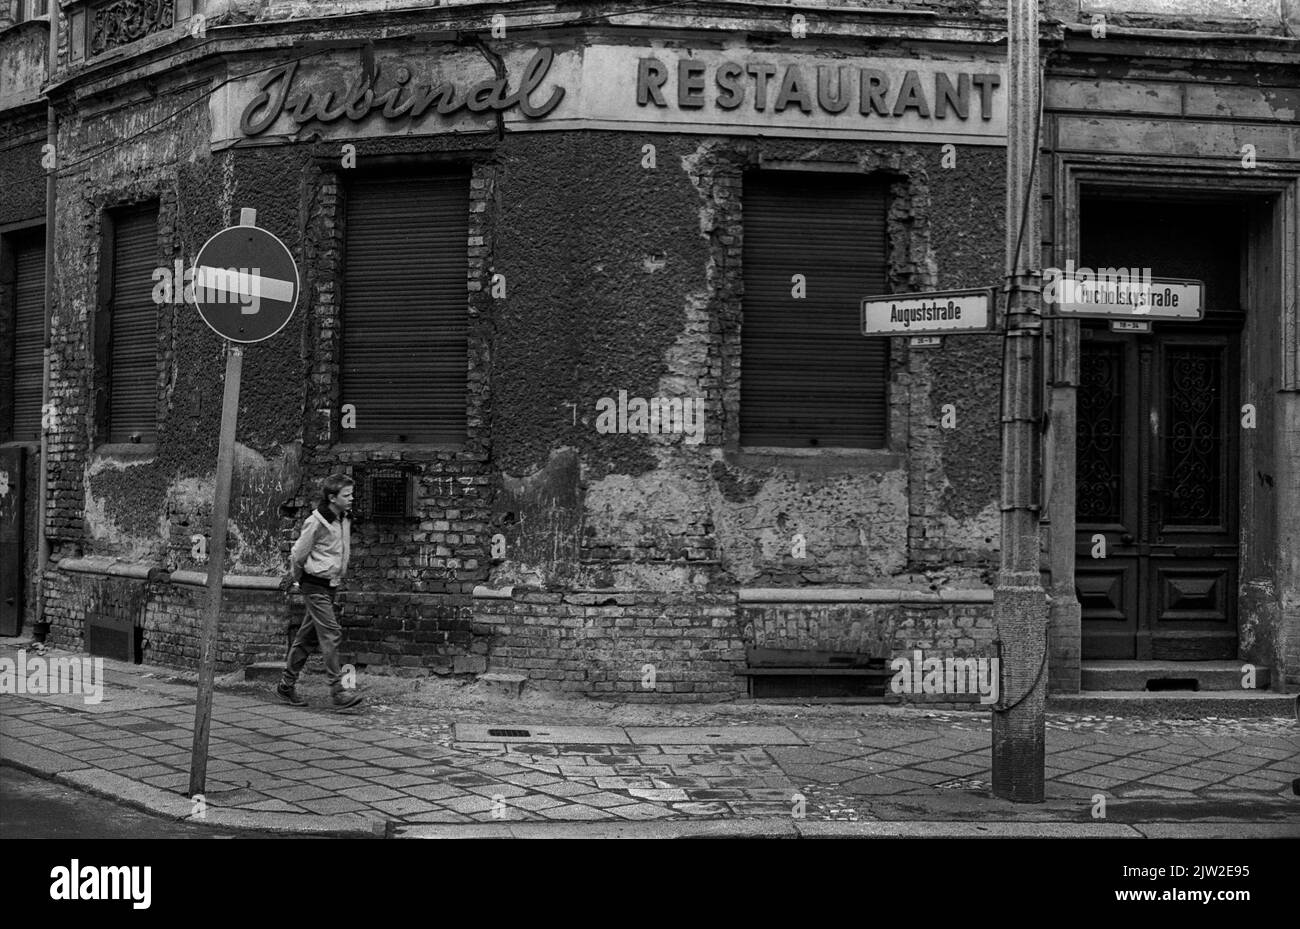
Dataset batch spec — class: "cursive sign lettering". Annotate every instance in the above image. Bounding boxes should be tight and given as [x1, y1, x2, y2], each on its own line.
[239, 47, 566, 137]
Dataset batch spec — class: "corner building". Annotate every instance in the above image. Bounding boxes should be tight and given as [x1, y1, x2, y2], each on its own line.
[1, 0, 1296, 701]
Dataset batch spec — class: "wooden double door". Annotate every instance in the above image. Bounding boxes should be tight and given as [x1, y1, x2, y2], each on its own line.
[1075, 324, 1240, 660]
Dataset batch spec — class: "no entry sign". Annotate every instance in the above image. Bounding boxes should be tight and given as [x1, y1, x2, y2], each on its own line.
[192, 224, 299, 342]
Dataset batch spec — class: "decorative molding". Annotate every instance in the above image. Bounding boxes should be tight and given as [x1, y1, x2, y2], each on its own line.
[87, 0, 173, 58]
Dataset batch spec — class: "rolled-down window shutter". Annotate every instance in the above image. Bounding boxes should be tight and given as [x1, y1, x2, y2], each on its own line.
[12, 232, 45, 442]
[341, 172, 469, 444]
[741, 172, 890, 448]
[107, 203, 159, 444]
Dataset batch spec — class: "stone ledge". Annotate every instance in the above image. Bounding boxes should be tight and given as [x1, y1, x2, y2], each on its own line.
[57, 558, 280, 590]
[739, 587, 994, 604]
[168, 570, 281, 591]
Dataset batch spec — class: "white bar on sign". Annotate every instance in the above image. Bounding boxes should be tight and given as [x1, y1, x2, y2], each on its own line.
[193, 266, 295, 304]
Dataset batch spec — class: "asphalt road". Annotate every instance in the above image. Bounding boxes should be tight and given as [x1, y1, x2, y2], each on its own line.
[0, 765, 298, 839]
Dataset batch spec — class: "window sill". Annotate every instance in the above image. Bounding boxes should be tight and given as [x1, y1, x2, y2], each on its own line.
[730, 446, 902, 474]
[328, 442, 468, 458]
[93, 443, 157, 462]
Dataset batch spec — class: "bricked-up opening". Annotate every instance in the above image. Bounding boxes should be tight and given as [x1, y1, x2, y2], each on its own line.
[96, 201, 160, 445]
[340, 171, 470, 444]
[740, 171, 889, 448]
[1, 227, 44, 442]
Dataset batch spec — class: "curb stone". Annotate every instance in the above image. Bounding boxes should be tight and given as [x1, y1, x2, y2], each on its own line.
[1, 758, 382, 838]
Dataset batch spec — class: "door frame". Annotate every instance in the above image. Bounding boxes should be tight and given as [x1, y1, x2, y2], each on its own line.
[1046, 156, 1300, 692]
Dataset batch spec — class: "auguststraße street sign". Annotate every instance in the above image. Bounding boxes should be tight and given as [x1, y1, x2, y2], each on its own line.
[860, 287, 995, 339]
[1044, 270, 1204, 321]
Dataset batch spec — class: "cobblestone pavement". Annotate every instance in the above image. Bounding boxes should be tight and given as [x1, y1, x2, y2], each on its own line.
[1, 643, 1296, 831]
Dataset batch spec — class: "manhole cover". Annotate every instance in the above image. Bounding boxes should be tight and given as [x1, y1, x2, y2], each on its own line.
[487, 728, 531, 738]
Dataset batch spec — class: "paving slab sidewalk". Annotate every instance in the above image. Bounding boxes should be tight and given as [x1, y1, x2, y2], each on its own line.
[1, 643, 1296, 837]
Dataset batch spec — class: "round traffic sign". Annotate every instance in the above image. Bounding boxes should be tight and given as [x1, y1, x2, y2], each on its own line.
[192, 224, 300, 343]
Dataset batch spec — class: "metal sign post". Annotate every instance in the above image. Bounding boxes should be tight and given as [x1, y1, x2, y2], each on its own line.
[188, 208, 299, 797]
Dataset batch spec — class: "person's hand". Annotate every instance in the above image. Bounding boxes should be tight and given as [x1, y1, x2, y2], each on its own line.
[279, 574, 297, 593]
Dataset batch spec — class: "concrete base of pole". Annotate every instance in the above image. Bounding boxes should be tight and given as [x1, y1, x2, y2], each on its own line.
[992, 574, 1048, 802]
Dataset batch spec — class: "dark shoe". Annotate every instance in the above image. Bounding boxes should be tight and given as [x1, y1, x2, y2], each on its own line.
[331, 688, 363, 710]
[276, 683, 306, 707]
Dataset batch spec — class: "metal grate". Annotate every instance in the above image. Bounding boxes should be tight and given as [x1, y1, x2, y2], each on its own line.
[86, 614, 138, 663]
[487, 729, 531, 738]
[356, 468, 413, 520]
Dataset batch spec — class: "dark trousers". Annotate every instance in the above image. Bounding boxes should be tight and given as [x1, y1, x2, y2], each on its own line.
[281, 589, 344, 689]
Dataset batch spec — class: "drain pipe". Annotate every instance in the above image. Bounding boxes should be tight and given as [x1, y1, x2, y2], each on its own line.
[35, 2, 60, 640]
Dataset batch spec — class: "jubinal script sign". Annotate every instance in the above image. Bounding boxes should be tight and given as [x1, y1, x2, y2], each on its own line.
[211, 42, 1007, 147]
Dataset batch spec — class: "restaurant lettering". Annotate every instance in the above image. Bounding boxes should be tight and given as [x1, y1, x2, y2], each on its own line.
[636, 57, 1000, 119]
[239, 47, 567, 136]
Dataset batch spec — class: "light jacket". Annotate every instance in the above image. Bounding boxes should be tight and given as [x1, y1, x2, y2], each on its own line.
[290, 503, 351, 588]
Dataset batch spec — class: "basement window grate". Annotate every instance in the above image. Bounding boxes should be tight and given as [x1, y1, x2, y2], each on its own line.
[1146, 678, 1199, 692]
[354, 467, 415, 520]
[86, 614, 141, 663]
[487, 729, 531, 738]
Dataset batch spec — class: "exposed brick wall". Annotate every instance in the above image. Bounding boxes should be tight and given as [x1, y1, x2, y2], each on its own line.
[478, 590, 747, 702]
[742, 602, 996, 657]
[43, 567, 292, 670]
[339, 590, 478, 673]
[476, 592, 994, 703]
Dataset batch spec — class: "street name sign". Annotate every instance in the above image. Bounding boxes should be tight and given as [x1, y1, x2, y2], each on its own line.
[192, 224, 300, 342]
[1044, 271, 1204, 321]
[861, 287, 995, 337]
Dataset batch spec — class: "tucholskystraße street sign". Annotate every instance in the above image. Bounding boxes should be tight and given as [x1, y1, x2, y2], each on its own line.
[1044, 270, 1204, 321]
[861, 287, 995, 337]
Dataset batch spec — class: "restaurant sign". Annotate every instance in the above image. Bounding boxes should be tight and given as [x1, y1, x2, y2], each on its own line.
[213, 43, 1007, 147]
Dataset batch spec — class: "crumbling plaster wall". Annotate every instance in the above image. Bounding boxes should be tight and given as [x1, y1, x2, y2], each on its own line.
[49, 87, 305, 575]
[484, 131, 1005, 593]
[44, 82, 1007, 663]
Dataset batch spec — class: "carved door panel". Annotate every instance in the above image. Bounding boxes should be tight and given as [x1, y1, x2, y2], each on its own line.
[1076, 326, 1239, 660]
[1075, 332, 1141, 658]
[1147, 334, 1239, 659]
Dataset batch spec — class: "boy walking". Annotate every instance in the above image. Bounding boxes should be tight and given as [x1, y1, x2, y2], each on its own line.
[277, 473, 363, 709]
